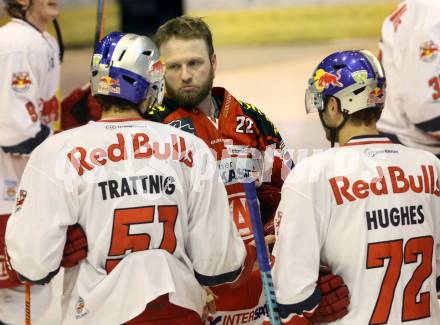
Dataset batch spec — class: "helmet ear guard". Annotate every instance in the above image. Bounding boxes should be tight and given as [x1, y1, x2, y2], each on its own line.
[90, 32, 164, 113]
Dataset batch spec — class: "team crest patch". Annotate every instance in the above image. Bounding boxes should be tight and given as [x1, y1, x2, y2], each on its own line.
[98, 76, 121, 95]
[75, 296, 89, 319]
[168, 118, 196, 134]
[3, 180, 17, 202]
[419, 40, 439, 62]
[14, 190, 27, 213]
[11, 72, 32, 93]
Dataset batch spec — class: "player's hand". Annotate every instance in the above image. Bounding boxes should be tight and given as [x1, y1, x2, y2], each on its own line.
[202, 287, 218, 321]
[310, 266, 350, 323]
[61, 224, 88, 268]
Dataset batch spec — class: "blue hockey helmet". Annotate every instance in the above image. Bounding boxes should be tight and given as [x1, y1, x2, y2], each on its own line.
[90, 32, 164, 111]
[305, 50, 385, 115]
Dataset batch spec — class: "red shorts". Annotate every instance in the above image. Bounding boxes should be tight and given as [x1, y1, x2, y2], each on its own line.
[124, 294, 202, 325]
[0, 214, 21, 288]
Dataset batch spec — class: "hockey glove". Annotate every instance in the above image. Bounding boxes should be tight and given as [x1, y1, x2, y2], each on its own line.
[310, 266, 350, 323]
[61, 83, 102, 130]
[61, 224, 88, 268]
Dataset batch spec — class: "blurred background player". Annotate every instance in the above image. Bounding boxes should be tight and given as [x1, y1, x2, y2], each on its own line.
[270, 50, 440, 324]
[0, 0, 61, 323]
[378, 0, 440, 158]
[6, 31, 248, 325]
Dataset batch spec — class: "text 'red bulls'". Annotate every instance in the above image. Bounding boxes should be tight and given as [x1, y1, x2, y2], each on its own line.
[329, 165, 440, 205]
[68, 133, 193, 176]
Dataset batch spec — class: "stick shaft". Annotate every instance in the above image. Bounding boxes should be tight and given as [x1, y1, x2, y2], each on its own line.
[25, 284, 31, 325]
[94, 0, 106, 45]
[243, 181, 280, 325]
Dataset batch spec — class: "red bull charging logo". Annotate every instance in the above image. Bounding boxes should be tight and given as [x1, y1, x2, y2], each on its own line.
[419, 40, 439, 62]
[314, 69, 343, 92]
[98, 76, 121, 95]
[367, 87, 385, 106]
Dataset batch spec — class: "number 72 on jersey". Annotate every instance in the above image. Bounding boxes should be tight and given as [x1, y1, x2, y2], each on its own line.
[367, 236, 434, 324]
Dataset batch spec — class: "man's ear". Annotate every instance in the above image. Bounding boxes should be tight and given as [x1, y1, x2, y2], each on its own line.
[16, 0, 29, 10]
[211, 53, 217, 74]
[327, 97, 342, 115]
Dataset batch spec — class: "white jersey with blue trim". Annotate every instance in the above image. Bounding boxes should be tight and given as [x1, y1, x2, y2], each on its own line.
[272, 135, 440, 324]
[5, 118, 246, 324]
[378, 0, 440, 156]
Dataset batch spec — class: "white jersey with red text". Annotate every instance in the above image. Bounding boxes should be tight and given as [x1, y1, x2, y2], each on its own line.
[6, 118, 246, 325]
[0, 17, 60, 324]
[0, 18, 60, 214]
[378, 0, 440, 156]
[272, 135, 440, 324]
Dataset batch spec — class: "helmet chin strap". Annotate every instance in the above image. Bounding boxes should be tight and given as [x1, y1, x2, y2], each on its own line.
[318, 111, 349, 148]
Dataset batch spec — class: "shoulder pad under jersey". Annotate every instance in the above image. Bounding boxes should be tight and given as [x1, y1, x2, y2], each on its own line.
[238, 100, 283, 147]
[144, 98, 179, 122]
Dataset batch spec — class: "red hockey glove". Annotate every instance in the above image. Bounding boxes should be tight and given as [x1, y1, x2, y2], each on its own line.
[61, 224, 88, 268]
[310, 266, 350, 323]
[0, 215, 22, 288]
[257, 184, 281, 226]
[61, 83, 102, 130]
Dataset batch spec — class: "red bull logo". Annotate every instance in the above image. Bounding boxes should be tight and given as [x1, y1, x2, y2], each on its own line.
[314, 69, 343, 92]
[149, 59, 165, 80]
[98, 76, 121, 94]
[151, 59, 164, 73]
[11, 72, 32, 93]
[367, 87, 385, 105]
[419, 40, 439, 62]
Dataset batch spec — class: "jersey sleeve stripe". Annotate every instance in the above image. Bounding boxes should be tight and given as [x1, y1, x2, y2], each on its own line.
[277, 285, 321, 320]
[415, 116, 440, 135]
[194, 267, 243, 286]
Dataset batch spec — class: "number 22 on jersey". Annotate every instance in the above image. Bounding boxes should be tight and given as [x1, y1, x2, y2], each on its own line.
[105, 205, 178, 273]
[367, 236, 434, 324]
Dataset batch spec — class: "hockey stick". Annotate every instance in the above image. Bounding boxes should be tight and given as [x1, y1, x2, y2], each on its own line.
[25, 284, 31, 325]
[94, 0, 107, 45]
[243, 181, 280, 325]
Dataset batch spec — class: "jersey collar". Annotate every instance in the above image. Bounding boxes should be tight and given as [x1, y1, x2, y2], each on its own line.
[96, 118, 145, 123]
[344, 134, 394, 146]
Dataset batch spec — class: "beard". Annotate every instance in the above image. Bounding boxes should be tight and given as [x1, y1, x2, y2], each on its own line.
[165, 67, 214, 109]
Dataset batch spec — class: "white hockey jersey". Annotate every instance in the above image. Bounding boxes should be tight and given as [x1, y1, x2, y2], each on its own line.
[0, 18, 60, 215]
[5, 118, 246, 324]
[272, 135, 440, 324]
[378, 0, 440, 156]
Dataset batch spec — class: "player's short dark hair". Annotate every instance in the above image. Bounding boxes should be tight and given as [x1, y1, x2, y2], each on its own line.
[94, 95, 140, 113]
[4, 0, 25, 18]
[348, 107, 383, 126]
[328, 96, 382, 126]
[154, 16, 214, 59]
